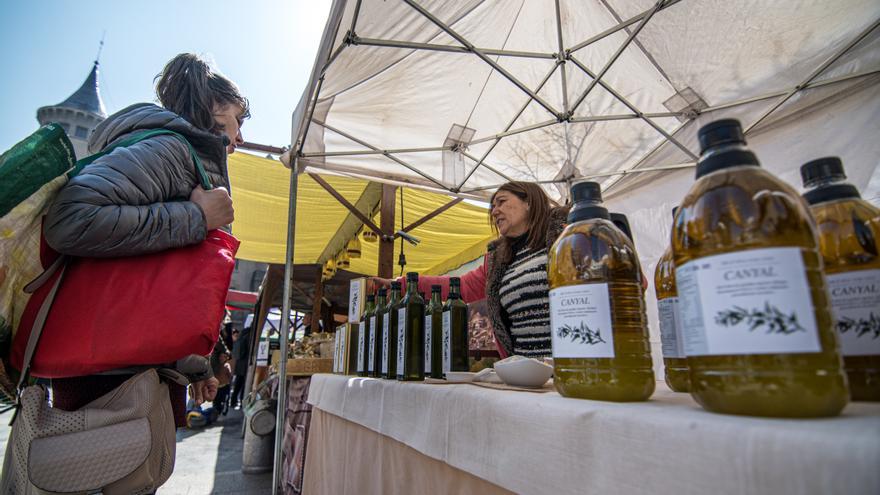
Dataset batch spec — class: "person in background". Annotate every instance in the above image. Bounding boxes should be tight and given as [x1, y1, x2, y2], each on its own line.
[373, 182, 567, 359]
[231, 325, 250, 409]
[210, 337, 233, 415]
[44, 52, 248, 441]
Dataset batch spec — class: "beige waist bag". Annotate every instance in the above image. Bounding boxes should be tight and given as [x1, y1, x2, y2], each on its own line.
[0, 268, 176, 494]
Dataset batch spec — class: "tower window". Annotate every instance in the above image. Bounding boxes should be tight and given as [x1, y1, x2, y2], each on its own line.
[75, 126, 89, 139]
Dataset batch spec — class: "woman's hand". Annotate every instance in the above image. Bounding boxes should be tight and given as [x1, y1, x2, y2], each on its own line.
[190, 185, 234, 230]
[368, 277, 394, 293]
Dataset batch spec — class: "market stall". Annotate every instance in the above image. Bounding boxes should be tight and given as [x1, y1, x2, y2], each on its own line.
[304, 374, 880, 495]
[270, 0, 880, 493]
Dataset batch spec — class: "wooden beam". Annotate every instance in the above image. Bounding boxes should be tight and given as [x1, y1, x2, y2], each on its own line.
[308, 173, 384, 236]
[311, 266, 324, 333]
[378, 184, 397, 278]
[395, 197, 463, 237]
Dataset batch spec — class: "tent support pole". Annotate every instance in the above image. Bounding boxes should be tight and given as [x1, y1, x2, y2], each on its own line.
[315, 119, 449, 189]
[568, 0, 681, 54]
[302, 145, 451, 158]
[554, 0, 569, 115]
[379, 184, 397, 278]
[309, 172, 385, 235]
[455, 62, 561, 190]
[402, 0, 561, 119]
[353, 36, 557, 60]
[568, 0, 664, 116]
[396, 198, 463, 236]
[745, 17, 880, 135]
[272, 155, 299, 494]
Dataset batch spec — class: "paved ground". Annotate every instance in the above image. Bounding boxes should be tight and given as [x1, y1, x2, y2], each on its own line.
[0, 406, 273, 494]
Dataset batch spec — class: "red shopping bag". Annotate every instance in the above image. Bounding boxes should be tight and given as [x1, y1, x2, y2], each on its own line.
[10, 229, 239, 378]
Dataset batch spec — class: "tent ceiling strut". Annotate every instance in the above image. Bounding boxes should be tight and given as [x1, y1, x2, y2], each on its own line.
[402, 0, 562, 120]
[568, 0, 682, 54]
[308, 172, 386, 236]
[567, 0, 665, 117]
[351, 35, 557, 60]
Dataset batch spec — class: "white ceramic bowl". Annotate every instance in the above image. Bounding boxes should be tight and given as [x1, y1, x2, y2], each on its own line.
[493, 358, 553, 388]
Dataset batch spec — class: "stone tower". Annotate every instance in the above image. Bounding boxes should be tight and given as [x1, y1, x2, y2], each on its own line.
[36, 60, 107, 158]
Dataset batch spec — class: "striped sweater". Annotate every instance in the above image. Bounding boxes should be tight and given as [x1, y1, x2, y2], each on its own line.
[498, 241, 551, 357]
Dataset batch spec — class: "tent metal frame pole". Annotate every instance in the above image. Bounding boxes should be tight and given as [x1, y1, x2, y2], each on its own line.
[272, 155, 299, 494]
[568, 0, 682, 54]
[568, 0, 665, 117]
[698, 69, 880, 114]
[568, 54, 697, 160]
[744, 17, 880, 135]
[454, 62, 561, 191]
[554, 0, 570, 116]
[469, 119, 559, 145]
[353, 36, 557, 60]
[459, 150, 515, 184]
[402, 0, 562, 120]
[581, 161, 695, 180]
[315, 119, 449, 189]
[302, 145, 451, 158]
[308, 172, 385, 235]
[568, 112, 684, 122]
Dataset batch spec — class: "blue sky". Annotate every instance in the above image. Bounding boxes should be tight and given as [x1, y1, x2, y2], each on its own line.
[0, 0, 332, 153]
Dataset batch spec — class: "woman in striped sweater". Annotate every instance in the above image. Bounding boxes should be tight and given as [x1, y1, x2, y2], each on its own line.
[374, 182, 566, 358]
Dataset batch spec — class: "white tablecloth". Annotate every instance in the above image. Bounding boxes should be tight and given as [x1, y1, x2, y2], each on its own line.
[307, 374, 880, 495]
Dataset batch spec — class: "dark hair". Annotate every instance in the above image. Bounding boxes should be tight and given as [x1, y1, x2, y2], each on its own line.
[489, 181, 552, 263]
[155, 53, 250, 133]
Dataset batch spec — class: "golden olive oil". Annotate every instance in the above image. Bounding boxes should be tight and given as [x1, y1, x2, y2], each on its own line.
[442, 278, 469, 375]
[549, 181, 655, 402]
[382, 282, 401, 379]
[802, 157, 880, 401]
[672, 119, 848, 417]
[654, 208, 690, 392]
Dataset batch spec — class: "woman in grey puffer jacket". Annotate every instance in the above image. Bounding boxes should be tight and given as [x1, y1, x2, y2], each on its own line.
[44, 53, 249, 428]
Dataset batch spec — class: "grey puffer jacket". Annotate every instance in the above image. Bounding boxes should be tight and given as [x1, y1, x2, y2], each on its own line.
[44, 103, 230, 257]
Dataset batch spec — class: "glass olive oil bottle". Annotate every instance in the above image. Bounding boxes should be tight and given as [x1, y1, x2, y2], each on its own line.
[369, 288, 386, 378]
[654, 207, 689, 392]
[548, 181, 655, 402]
[382, 282, 401, 379]
[425, 285, 444, 379]
[397, 273, 425, 381]
[357, 294, 375, 377]
[672, 119, 848, 417]
[801, 157, 880, 401]
[442, 278, 469, 374]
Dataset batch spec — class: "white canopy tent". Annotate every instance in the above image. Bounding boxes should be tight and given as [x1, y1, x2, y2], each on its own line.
[272, 1, 880, 490]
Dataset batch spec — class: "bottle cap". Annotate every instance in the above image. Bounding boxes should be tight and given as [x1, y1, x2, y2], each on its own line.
[450, 277, 461, 287]
[366, 294, 375, 301]
[431, 284, 441, 292]
[378, 288, 387, 296]
[406, 272, 419, 281]
[698, 119, 745, 153]
[672, 206, 678, 219]
[570, 181, 602, 203]
[800, 157, 845, 188]
[390, 281, 401, 289]
[695, 119, 759, 178]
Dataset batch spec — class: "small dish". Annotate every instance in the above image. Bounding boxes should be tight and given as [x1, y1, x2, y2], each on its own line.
[494, 357, 553, 388]
[473, 368, 504, 384]
[445, 371, 477, 383]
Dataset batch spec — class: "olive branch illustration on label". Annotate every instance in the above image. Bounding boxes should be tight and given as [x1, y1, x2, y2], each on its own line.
[556, 322, 606, 345]
[836, 312, 880, 339]
[715, 302, 805, 335]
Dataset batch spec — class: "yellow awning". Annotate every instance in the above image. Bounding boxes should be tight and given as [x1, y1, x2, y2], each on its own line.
[227, 152, 494, 276]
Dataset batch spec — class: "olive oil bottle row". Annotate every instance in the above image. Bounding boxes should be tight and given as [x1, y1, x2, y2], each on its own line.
[354, 274, 470, 381]
[550, 119, 877, 416]
[653, 119, 879, 416]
